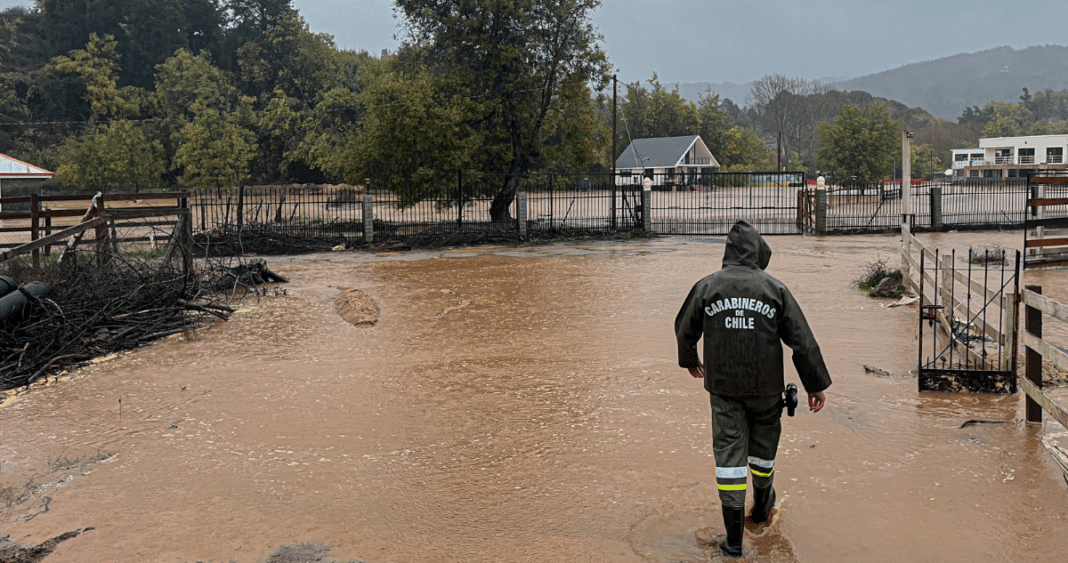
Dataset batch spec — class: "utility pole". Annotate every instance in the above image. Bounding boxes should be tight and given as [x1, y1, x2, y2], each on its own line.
[611, 74, 618, 230]
[902, 130, 913, 232]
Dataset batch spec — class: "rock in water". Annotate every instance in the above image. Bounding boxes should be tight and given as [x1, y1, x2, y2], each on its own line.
[871, 276, 899, 297]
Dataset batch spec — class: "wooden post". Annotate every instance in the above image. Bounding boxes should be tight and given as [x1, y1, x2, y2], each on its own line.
[180, 195, 193, 277]
[93, 195, 107, 267]
[1025, 284, 1043, 423]
[237, 184, 245, 233]
[30, 193, 39, 268]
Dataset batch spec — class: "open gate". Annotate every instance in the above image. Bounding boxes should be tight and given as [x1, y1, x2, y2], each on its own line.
[917, 246, 1020, 393]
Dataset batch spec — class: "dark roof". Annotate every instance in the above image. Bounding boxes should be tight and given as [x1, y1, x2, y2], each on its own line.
[614, 135, 717, 169]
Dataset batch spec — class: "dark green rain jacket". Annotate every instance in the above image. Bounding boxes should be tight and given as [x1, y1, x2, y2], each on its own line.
[675, 220, 832, 397]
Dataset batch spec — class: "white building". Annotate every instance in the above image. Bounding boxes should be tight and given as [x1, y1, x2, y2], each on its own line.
[951, 134, 1068, 181]
[614, 135, 719, 187]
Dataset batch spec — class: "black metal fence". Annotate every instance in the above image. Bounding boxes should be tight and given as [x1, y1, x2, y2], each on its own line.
[803, 179, 1032, 234]
[190, 185, 368, 243]
[184, 175, 1038, 249]
[640, 171, 805, 235]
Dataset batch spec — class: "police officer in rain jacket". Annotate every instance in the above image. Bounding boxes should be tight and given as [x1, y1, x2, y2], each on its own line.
[675, 219, 832, 558]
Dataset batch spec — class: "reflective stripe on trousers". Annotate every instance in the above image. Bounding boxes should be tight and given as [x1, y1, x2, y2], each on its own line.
[710, 393, 783, 508]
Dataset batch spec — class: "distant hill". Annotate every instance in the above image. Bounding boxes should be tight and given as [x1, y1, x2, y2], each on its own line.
[674, 45, 1068, 120]
[832, 45, 1068, 119]
[676, 81, 752, 106]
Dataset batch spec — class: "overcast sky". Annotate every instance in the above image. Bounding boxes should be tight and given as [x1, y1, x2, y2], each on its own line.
[306, 0, 1068, 86]
[4, 0, 1067, 87]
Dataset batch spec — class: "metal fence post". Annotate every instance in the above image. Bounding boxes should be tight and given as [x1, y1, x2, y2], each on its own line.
[642, 188, 651, 231]
[363, 194, 374, 244]
[930, 185, 942, 231]
[1025, 284, 1043, 423]
[457, 170, 464, 228]
[611, 172, 617, 230]
[815, 188, 827, 236]
[517, 192, 528, 238]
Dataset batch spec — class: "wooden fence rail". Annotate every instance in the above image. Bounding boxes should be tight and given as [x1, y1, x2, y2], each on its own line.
[0, 191, 190, 270]
[1021, 286, 1068, 430]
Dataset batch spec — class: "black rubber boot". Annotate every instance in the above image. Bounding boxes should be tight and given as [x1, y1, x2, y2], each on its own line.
[719, 505, 744, 558]
[750, 486, 776, 523]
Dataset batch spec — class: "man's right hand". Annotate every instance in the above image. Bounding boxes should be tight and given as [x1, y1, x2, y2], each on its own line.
[687, 364, 705, 379]
[808, 391, 826, 413]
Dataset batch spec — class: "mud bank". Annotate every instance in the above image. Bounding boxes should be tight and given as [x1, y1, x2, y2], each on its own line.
[1, 232, 1067, 563]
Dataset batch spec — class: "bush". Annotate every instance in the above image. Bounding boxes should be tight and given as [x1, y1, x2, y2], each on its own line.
[855, 258, 907, 297]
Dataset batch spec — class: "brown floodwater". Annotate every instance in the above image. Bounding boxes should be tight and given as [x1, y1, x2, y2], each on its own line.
[2, 231, 1068, 563]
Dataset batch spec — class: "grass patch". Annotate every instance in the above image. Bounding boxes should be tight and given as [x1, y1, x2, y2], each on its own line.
[855, 258, 908, 297]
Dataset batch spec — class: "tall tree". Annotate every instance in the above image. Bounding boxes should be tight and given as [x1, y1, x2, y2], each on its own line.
[394, 0, 609, 221]
[55, 119, 166, 191]
[154, 48, 256, 188]
[48, 33, 142, 121]
[345, 63, 482, 205]
[747, 73, 830, 168]
[817, 102, 900, 185]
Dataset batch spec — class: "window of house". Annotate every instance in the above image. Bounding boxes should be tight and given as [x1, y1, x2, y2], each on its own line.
[1019, 148, 1035, 164]
[969, 170, 980, 177]
[1048, 147, 1064, 163]
[983, 169, 1003, 178]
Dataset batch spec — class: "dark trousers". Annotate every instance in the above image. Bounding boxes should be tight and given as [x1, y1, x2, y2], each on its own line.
[709, 393, 782, 508]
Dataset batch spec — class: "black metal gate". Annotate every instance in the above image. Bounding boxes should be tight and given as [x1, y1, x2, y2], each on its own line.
[645, 171, 804, 235]
[917, 247, 1020, 393]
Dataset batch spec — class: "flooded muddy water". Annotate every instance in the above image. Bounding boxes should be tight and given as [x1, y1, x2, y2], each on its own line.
[2, 231, 1068, 562]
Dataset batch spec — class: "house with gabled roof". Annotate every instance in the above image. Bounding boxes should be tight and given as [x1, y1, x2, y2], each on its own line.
[614, 135, 719, 188]
[0, 153, 54, 211]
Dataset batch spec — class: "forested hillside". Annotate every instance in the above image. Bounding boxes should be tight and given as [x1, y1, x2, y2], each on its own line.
[834, 45, 1068, 119]
[3, 0, 1068, 200]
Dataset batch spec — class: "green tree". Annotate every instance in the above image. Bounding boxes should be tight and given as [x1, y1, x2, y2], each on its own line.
[719, 126, 775, 172]
[345, 65, 481, 206]
[981, 101, 1032, 137]
[616, 75, 700, 148]
[237, 9, 363, 181]
[172, 102, 257, 189]
[696, 91, 734, 159]
[817, 102, 901, 185]
[155, 48, 257, 188]
[49, 33, 141, 121]
[55, 120, 166, 191]
[394, 0, 609, 221]
[910, 143, 943, 180]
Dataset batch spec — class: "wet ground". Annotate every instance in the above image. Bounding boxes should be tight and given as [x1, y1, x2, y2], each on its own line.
[2, 231, 1068, 563]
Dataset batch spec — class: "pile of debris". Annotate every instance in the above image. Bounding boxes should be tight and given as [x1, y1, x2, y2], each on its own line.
[0, 248, 286, 391]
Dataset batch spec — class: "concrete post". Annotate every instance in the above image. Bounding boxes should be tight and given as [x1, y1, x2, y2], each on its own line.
[902, 130, 912, 225]
[642, 188, 651, 231]
[815, 188, 827, 236]
[517, 192, 527, 238]
[363, 194, 374, 243]
[929, 185, 942, 231]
